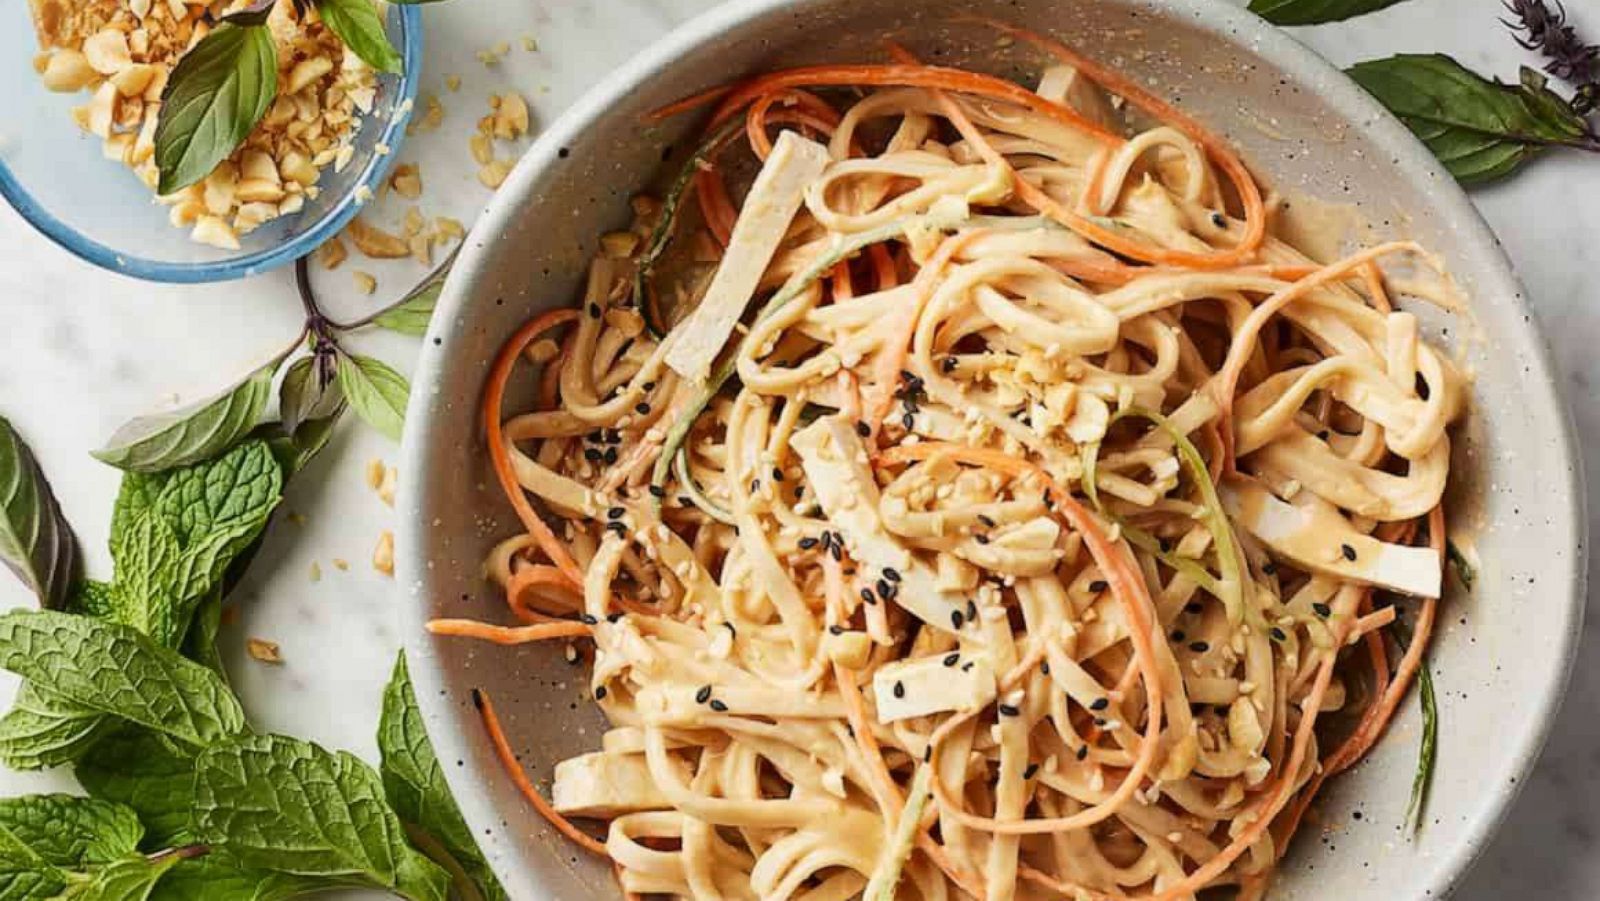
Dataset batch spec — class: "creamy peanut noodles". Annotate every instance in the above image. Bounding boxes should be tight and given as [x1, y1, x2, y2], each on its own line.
[430, 21, 1466, 901]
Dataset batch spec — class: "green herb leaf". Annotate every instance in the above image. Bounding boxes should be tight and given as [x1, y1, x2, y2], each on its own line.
[148, 854, 339, 901]
[0, 610, 245, 751]
[182, 587, 229, 686]
[92, 363, 275, 474]
[154, 23, 278, 194]
[192, 734, 451, 901]
[277, 357, 344, 439]
[380, 653, 507, 901]
[262, 412, 343, 478]
[1348, 55, 1599, 184]
[372, 282, 442, 337]
[0, 823, 67, 901]
[1248, 0, 1409, 25]
[337, 353, 410, 442]
[69, 580, 119, 620]
[0, 684, 118, 771]
[1406, 661, 1438, 834]
[76, 729, 196, 849]
[315, 0, 402, 73]
[75, 853, 183, 901]
[0, 795, 143, 867]
[1446, 539, 1475, 591]
[0, 417, 80, 610]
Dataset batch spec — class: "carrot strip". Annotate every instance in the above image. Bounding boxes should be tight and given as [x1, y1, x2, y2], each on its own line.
[485, 310, 586, 588]
[476, 689, 610, 857]
[426, 618, 593, 645]
[694, 169, 737, 247]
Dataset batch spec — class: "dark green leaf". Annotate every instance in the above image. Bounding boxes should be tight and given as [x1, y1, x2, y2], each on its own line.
[1248, 0, 1409, 25]
[1446, 539, 1475, 591]
[0, 684, 117, 771]
[148, 854, 339, 901]
[316, 0, 402, 73]
[0, 795, 143, 867]
[0, 824, 66, 901]
[380, 653, 506, 901]
[0, 610, 245, 751]
[372, 280, 443, 337]
[336, 354, 410, 442]
[1407, 662, 1438, 834]
[193, 734, 451, 901]
[92, 363, 274, 474]
[182, 587, 229, 687]
[75, 853, 182, 901]
[0, 417, 80, 610]
[154, 23, 277, 194]
[219, 0, 275, 25]
[70, 580, 119, 620]
[76, 729, 196, 849]
[1347, 55, 1596, 184]
[277, 357, 344, 439]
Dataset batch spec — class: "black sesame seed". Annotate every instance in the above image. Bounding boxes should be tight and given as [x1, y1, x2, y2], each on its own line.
[642, 381, 656, 391]
[829, 543, 842, 561]
[1171, 629, 1186, 642]
[923, 746, 933, 762]
[579, 614, 598, 625]
[584, 448, 602, 462]
[1088, 580, 1108, 593]
[951, 610, 965, 629]
[794, 485, 804, 499]
[977, 514, 996, 528]
[893, 681, 906, 699]
[1023, 762, 1040, 779]
[942, 356, 958, 373]
[998, 703, 1021, 717]
[974, 533, 990, 545]
[635, 402, 651, 415]
[586, 430, 603, 443]
[648, 485, 666, 498]
[1271, 627, 1288, 641]
[883, 567, 902, 582]
[1189, 641, 1210, 653]
[724, 622, 737, 637]
[605, 429, 622, 444]
[1341, 544, 1357, 561]
[1262, 561, 1278, 575]
[602, 447, 618, 465]
[607, 506, 625, 520]
[605, 522, 627, 536]
[1313, 603, 1332, 618]
[1089, 697, 1109, 711]
[1211, 211, 1227, 229]
[1318, 429, 1331, 441]
[709, 699, 728, 712]
[1186, 602, 1203, 614]
[1093, 717, 1108, 728]
[750, 479, 760, 493]
[587, 303, 601, 319]
[854, 421, 871, 439]
[961, 661, 974, 672]
[902, 412, 915, 430]
[828, 625, 844, 635]
[1076, 745, 1089, 761]
[966, 599, 978, 623]
[594, 686, 608, 700]
[799, 537, 819, 550]
[695, 685, 712, 704]
[607, 612, 622, 623]
[772, 467, 784, 482]
[1040, 661, 1050, 675]
[943, 653, 960, 667]
[860, 588, 877, 605]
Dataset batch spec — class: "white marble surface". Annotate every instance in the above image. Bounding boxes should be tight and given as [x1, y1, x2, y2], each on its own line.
[1, 0, 1596, 898]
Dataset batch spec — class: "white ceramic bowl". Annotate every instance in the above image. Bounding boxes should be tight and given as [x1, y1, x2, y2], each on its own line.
[398, 1, 1587, 898]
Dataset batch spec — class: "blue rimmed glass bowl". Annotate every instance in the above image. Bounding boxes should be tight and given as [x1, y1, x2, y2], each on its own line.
[0, 5, 422, 283]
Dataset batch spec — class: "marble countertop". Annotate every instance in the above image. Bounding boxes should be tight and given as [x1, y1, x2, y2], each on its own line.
[1, 0, 1595, 898]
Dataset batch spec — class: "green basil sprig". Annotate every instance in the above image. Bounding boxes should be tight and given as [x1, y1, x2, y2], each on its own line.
[1348, 56, 1600, 183]
[92, 362, 276, 474]
[0, 418, 79, 610]
[337, 352, 412, 442]
[316, 0, 403, 73]
[1248, 0, 1410, 25]
[153, 23, 278, 195]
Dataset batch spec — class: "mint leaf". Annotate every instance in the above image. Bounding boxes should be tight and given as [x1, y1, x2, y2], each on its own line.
[1348, 56, 1598, 184]
[109, 513, 185, 640]
[92, 363, 274, 474]
[193, 734, 450, 901]
[0, 417, 80, 610]
[336, 354, 410, 442]
[0, 795, 143, 866]
[148, 854, 337, 901]
[316, 0, 402, 73]
[148, 440, 281, 547]
[70, 580, 120, 620]
[380, 654, 506, 901]
[154, 23, 277, 194]
[0, 823, 67, 901]
[0, 684, 117, 770]
[0, 610, 244, 750]
[1248, 0, 1409, 25]
[76, 729, 195, 849]
[181, 588, 228, 686]
[75, 853, 182, 901]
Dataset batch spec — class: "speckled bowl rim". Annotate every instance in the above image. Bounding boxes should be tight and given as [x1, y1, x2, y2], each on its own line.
[398, 0, 1587, 897]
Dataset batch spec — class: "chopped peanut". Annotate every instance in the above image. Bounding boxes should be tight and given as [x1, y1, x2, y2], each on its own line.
[344, 216, 410, 258]
[316, 236, 348, 270]
[389, 163, 422, 199]
[478, 159, 513, 189]
[373, 530, 395, 576]
[246, 638, 283, 664]
[352, 270, 377, 294]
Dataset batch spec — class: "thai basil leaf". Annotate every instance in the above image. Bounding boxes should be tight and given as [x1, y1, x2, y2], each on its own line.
[92, 362, 274, 474]
[192, 734, 451, 901]
[380, 653, 507, 901]
[76, 729, 196, 850]
[154, 23, 277, 194]
[0, 795, 143, 867]
[0, 417, 80, 610]
[278, 356, 344, 439]
[1248, 0, 1409, 25]
[336, 353, 410, 442]
[219, 0, 276, 26]
[316, 0, 402, 73]
[0, 610, 245, 751]
[1407, 661, 1439, 833]
[1348, 56, 1594, 184]
[372, 279, 444, 337]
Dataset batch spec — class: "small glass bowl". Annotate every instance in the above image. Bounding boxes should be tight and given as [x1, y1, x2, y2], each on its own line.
[0, 5, 422, 283]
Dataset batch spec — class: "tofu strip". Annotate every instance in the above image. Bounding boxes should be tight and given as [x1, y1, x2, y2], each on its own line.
[664, 130, 833, 383]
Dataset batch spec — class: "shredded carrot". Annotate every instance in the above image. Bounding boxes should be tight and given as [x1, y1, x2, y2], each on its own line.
[694, 169, 738, 247]
[476, 689, 610, 857]
[485, 310, 586, 588]
[426, 618, 593, 645]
